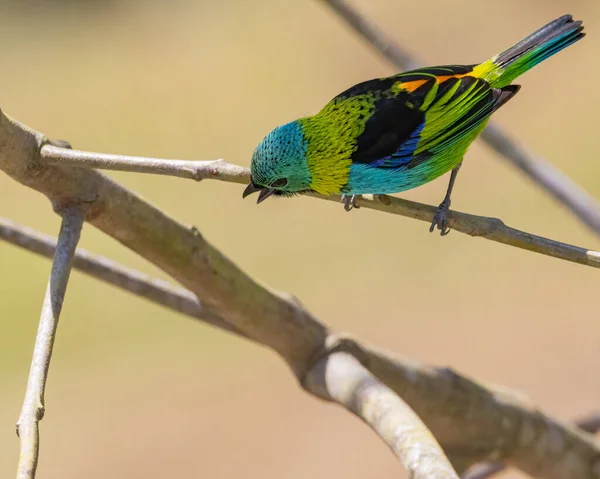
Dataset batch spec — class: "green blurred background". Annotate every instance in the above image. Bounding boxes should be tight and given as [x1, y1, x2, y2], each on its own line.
[1, 1, 599, 477]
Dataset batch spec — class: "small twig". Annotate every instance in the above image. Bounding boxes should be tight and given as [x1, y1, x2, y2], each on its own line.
[304, 352, 460, 479]
[463, 411, 600, 479]
[0, 217, 243, 337]
[15, 208, 84, 479]
[41, 146, 600, 270]
[318, 0, 600, 237]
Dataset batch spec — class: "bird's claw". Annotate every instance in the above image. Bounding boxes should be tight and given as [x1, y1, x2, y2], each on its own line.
[341, 194, 360, 212]
[430, 200, 451, 236]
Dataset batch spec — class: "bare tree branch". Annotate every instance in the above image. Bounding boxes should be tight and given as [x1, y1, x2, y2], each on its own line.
[305, 352, 460, 479]
[318, 0, 600, 237]
[463, 411, 600, 479]
[15, 208, 84, 479]
[3, 210, 599, 478]
[0, 217, 243, 337]
[2, 110, 600, 477]
[41, 145, 600, 270]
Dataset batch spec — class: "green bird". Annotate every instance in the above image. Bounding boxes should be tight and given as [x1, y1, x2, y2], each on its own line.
[243, 15, 584, 235]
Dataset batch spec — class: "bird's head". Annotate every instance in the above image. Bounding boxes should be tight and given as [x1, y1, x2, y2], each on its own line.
[243, 121, 313, 203]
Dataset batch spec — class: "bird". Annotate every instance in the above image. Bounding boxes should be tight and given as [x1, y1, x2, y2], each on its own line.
[243, 15, 585, 235]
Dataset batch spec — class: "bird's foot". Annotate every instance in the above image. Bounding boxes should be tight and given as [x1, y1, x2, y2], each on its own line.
[429, 199, 451, 236]
[341, 194, 360, 212]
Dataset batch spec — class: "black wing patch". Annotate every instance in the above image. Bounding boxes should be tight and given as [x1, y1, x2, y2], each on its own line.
[351, 95, 425, 165]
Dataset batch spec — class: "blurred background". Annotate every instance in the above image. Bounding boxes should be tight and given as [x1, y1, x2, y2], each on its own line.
[1, 0, 599, 477]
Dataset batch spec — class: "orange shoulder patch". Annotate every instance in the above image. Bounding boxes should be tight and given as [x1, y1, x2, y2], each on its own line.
[397, 79, 428, 93]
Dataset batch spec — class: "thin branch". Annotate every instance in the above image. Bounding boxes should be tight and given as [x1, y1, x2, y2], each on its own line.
[305, 352, 460, 479]
[41, 145, 249, 183]
[318, 0, 600, 237]
[0, 217, 244, 337]
[41, 146, 600, 270]
[15, 208, 84, 479]
[463, 411, 600, 479]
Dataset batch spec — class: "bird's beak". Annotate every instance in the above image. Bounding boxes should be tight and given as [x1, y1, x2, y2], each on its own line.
[242, 183, 261, 198]
[242, 183, 276, 204]
[256, 188, 275, 203]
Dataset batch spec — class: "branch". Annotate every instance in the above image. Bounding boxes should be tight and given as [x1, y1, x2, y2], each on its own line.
[0, 217, 244, 338]
[318, 0, 600, 237]
[361, 346, 600, 479]
[305, 352, 460, 479]
[2, 110, 600, 477]
[3, 210, 599, 478]
[15, 207, 84, 479]
[463, 411, 600, 479]
[41, 145, 600, 270]
[41, 144, 249, 182]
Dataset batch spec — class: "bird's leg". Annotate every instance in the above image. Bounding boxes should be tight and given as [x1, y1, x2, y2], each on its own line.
[341, 194, 360, 212]
[430, 162, 462, 236]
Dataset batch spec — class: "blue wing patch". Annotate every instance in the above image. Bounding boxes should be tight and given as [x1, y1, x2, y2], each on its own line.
[370, 121, 425, 168]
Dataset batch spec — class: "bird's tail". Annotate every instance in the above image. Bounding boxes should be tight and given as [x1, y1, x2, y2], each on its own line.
[478, 15, 584, 88]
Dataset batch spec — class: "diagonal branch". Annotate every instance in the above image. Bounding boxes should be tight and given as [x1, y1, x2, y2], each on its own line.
[305, 352, 460, 479]
[0, 217, 244, 337]
[15, 207, 84, 479]
[41, 145, 600, 270]
[318, 0, 600, 237]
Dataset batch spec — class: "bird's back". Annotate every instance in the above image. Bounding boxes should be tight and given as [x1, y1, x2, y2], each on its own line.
[297, 15, 584, 196]
[304, 66, 514, 195]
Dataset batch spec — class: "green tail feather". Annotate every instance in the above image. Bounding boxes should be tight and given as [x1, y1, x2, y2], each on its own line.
[491, 15, 585, 88]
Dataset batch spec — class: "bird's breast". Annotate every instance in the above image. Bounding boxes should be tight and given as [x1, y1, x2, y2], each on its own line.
[300, 97, 377, 195]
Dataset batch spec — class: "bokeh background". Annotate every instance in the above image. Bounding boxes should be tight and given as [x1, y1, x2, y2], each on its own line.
[1, 1, 599, 477]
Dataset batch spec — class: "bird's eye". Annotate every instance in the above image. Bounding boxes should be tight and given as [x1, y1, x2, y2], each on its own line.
[272, 178, 288, 187]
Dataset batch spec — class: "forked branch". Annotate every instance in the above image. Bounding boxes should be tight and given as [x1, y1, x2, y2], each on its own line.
[0, 226, 459, 477]
[1, 212, 600, 479]
[305, 352, 460, 479]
